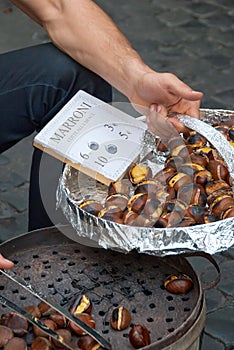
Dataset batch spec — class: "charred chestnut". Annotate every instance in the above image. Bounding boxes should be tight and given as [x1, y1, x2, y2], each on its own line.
[134, 179, 161, 196]
[110, 306, 131, 331]
[79, 200, 103, 217]
[187, 132, 206, 148]
[69, 294, 92, 316]
[128, 163, 152, 185]
[190, 152, 209, 168]
[194, 169, 212, 186]
[129, 324, 151, 349]
[164, 274, 194, 295]
[177, 183, 207, 207]
[185, 205, 205, 224]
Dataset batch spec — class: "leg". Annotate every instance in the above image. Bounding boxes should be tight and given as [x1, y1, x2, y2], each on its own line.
[0, 43, 112, 230]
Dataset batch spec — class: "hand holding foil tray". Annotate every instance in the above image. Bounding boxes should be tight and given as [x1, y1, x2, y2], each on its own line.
[57, 109, 234, 256]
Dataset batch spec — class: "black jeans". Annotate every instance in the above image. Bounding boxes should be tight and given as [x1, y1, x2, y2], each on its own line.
[0, 43, 112, 230]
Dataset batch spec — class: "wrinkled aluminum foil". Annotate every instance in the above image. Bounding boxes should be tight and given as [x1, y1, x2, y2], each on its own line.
[57, 109, 234, 256]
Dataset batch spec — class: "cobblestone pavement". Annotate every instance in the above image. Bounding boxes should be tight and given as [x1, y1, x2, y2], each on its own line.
[0, 0, 234, 349]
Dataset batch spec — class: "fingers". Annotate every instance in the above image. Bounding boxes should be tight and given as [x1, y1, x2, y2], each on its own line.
[0, 254, 14, 269]
[165, 73, 203, 102]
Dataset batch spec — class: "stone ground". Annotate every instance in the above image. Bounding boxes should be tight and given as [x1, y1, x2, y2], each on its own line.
[0, 0, 233, 349]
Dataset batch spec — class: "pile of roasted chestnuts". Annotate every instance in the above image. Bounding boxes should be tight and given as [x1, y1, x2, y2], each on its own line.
[0, 295, 151, 349]
[78, 123, 234, 228]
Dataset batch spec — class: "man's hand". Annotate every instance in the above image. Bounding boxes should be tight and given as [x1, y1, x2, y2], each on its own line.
[0, 254, 14, 269]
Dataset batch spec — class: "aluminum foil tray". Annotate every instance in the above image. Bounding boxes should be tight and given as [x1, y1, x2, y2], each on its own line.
[57, 109, 234, 256]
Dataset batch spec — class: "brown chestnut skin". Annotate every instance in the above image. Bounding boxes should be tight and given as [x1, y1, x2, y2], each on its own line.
[129, 324, 151, 349]
[23, 305, 41, 319]
[168, 173, 192, 192]
[153, 216, 168, 228]
[49, 313, 67, 328]
[37, 297, 57, 316]
[110, 306, 131, 331]
[128, 163, 152, 185]
[162, 211, 183, 228]
[134, 179, 162, 196]
[177, 217, 197, 227]
[210, 196, 234, 218]
[98, 205, 123, 222]
[190, 152, 209, 168]
[69, 294, 92, 316]
[68, 313, 95, 336]
[143, 198, 162, 217]
[105, 193, 129, 211]
[77, 335, 101, 350]
[165, 156, 184, 170]
[108, 180, 130, 196]
[51, 329, 72, 349]
[156, 139, 169, 153]
[0, 326, 14, 347]
[123, 210, 139, 225]
[167, 136, 185, 150]
[185, 205, 205, 224]
[164, 274, 194, 295]
[0, 312, 28, 337]
[4, 337, 27, 350]
[205, 180, 231, 196]
[207, 160, 229, 182]
[33, 319, 57, 338]
[79, 200, 103, 217]
[194, 169, 213, 186]
[187, 132, 207, 148]
[128, 193, 148, 214]
[154, 167, 175, 184]
[222, 206, 234, 219]
[30, 336, 52, 350]
[177, 183, 207, 207]
[204, 214, 219, 224]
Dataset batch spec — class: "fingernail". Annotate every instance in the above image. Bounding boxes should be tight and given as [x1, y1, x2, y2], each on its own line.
[150, 104, 155, 113]
[156, 105, 162, 113]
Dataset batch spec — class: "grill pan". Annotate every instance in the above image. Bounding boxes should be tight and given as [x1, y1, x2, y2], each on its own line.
[0, 226, 203, 349]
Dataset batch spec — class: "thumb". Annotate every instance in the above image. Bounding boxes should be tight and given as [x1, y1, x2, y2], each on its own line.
[169, 76, 203, 101]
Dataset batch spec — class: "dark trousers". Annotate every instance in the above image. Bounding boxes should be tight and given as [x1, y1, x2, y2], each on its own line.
[0, 43, 112, 230]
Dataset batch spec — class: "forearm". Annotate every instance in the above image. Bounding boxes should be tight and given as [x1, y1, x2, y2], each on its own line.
[12, 0, 150, 101]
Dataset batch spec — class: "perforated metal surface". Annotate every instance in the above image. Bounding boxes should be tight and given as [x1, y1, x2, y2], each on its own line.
[0, 227, 202, 349]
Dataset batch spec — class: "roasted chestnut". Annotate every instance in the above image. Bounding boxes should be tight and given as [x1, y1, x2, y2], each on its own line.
[30, 336, 52, 350]
[194, 169, 212, 186]
[210, 196, 234, 218]
[0, 312, 28, 337]
[187, 132, 206, 148]
[128, 193, 148, 214]
[154, 167, 175, 185]
[77, 335, 101, 350]
[33, 319, 57, 338]
[164, 273, 194, 294]
[221, 206, 234, 219]
[23, 305, 41, 319]
[134, 179, 162, 196]
[207, 160, 229, 182]
[108, 180, 131, 196]
[177, 217, 197, 227]
[105, 193, 129, 211]
[68, 313, 95, 336]
[205, 180, 231, 196]
[4, 337, 27, 350]
[185, 205, 205, 224]
[37, 299, 56, 316]
[228, 125, 234, 141]
[177, 183, 207, 207]
[98, 205, 123, 222]
[69, 294, 92, 315]
[190, 152, 209, 168]
[110, 306, 131, 331]
[128, 163, 152, 185]
[168, 173, 192, 192]
[123, 210, 139, 225]
[49, 313, 67, 328]
[51, 328, 72, 349]
[170, 144, 193, 160]
[79, 200, 103, 217]
[129, 324, 151, 349]
[214, 124, 230, 140]
[143, 198, 162, 217]
[0, 325, 14, 347]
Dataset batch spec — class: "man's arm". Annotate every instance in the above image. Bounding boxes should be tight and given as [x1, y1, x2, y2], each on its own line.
[11, 0, 203, 118]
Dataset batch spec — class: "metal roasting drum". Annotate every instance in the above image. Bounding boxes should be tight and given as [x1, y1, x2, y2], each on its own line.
[0, 226, 216, 350]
